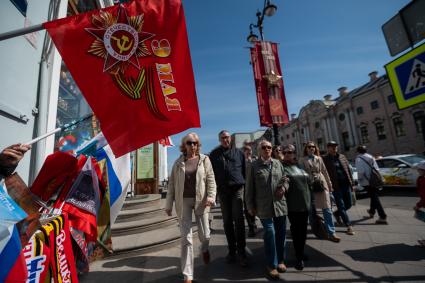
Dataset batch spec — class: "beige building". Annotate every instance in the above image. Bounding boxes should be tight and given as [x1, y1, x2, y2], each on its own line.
[279, 71, 425, 161]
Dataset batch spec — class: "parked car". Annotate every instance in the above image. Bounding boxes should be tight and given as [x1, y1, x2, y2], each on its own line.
[376, 154, 425, 187]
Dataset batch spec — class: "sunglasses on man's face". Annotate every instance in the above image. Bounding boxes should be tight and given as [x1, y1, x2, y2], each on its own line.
[220, 136, 230, 140]
[283, 151, 294, 154]
[262, 145, 272, 150]
[186, 141, 198, 146]
[307, 145, 315, 149]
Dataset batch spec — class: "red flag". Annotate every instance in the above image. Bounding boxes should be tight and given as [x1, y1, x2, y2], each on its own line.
[44, 0, 200, 157]
[250, 41, 289, 127]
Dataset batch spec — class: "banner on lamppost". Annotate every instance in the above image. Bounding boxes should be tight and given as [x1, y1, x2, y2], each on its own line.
[250, 41, 289, 127]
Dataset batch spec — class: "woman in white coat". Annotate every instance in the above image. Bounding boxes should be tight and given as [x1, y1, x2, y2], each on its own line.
[165, 132, 217, 283]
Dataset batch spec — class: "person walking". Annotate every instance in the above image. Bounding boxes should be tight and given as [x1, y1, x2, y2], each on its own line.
[272, 145, 284, 162]
[355, 145, 388, 224]
[243, 144, 258, 237]
[165, 133, 217, 283]
[209, 130, 247, 266]
[281, 144, 311, 271]
[322, 141, 355, 235]
[245, 140, 288, 279]
[300, 141, 340, 242]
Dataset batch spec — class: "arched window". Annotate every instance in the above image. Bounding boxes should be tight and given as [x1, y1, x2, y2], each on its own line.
[413, 111, 425, 133]
[392, 116, 405, 137]
[375, 122, 386, 140]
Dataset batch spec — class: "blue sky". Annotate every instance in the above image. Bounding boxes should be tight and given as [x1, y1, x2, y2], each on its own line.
[167, 0, 410, 166]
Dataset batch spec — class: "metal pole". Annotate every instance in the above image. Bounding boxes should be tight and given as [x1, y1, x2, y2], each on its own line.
[0, 24, 45, 42]
[24, 113, 94, 145]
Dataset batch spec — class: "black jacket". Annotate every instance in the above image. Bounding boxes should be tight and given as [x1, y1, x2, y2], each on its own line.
[209, 146, 245, 191]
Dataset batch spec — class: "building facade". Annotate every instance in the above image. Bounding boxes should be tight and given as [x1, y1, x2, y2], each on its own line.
[279, 71, 425, 161]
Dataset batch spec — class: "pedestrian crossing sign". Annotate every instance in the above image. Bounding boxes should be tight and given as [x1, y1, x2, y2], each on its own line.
[385, 43, 425, 109]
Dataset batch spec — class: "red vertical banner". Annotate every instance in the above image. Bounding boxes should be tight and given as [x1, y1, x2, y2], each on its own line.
[250, 41, 289, 127]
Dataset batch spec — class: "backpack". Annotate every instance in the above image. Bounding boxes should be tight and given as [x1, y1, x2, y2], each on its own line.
[359, 156, 384, 188]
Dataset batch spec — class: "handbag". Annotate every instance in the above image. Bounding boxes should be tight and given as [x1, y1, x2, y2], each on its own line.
[358, 156, 384, 188]
[312, 177, 325, 193]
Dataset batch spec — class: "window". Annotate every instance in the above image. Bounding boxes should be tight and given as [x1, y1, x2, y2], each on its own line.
[356, 107, 364, 115]
[342, 132, 350, 151]
[377, 159, 403, 169]
[375, 122, 386, 140]
[360, 125, 369, 143]
[315, 121, 320, 128]
[292, 132, 295, 138]
[371, 100, 379, 110]
[387, 95, 395, 104]
[301, 128, 304, 134]
[414, 111, 425, 133]
[339, 113, 345, 121]
[393, 117, 405, 137]
[286, 134, 290, 139]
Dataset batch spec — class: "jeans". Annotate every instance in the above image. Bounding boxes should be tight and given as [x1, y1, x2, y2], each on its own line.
[333, 186, 352, 226]
[260, 216, 287, 269]
[322, 207, 336, 236]
[219, 187, 246, 255]
[366, 186, 387, 219]
[288, 211, 309, 261]
[309, 194, 336, 236]
[180, 198, 210, 281]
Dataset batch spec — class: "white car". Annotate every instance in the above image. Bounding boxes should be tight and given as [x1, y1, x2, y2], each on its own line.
[350, 164, 367, 195]
[376, 154, 425, 187]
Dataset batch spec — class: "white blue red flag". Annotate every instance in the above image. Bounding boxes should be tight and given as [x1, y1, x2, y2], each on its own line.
[0, 184, 28, 281]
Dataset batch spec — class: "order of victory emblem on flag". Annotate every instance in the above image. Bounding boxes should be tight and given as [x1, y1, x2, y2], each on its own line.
[85, 6, 168, 120]
[44, 0, 200, 157]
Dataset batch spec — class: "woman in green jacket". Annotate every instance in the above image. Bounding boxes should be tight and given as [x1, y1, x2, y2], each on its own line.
[281, 144, 312, 271]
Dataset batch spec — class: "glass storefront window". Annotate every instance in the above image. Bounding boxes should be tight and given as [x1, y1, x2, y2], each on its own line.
[54, 1, 102, 152]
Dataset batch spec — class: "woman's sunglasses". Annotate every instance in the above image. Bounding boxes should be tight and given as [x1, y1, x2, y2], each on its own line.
[186, 141, 198, 146]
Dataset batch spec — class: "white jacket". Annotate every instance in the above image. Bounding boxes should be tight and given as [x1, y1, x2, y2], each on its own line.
[165, 154, 217, 220]
[355, 153, 380, 187]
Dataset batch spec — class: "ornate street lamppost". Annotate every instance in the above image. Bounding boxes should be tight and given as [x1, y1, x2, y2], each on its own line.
[247, 0, 284, 146]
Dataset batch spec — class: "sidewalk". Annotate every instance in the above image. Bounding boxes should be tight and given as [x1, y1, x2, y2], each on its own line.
[80, 203, 425, 283]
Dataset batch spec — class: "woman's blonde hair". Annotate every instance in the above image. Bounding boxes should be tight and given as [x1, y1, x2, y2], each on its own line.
[179, 132, 202, 155]
[303, 141, 320, 157]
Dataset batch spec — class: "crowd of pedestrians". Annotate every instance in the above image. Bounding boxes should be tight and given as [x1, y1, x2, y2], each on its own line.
[164, 131, 394, 282]
[2, 132, 424, 282]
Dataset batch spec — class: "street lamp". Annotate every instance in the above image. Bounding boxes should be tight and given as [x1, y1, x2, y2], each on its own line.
[247, 0, 277, 41]
[247, 0, 281, 146]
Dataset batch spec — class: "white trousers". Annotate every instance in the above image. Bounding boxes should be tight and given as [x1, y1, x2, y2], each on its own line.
[180, 198, 210, 281]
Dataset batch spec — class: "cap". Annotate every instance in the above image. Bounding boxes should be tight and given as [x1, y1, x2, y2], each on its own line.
[415, 161, 425, 170]
[327, 141, 338, 146]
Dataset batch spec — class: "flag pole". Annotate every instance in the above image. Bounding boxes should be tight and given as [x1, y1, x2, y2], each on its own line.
[0, 24, 45, 42]
[24, 113, 94, 145]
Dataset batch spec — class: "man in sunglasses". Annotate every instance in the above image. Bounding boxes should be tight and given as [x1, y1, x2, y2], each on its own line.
[209, 130, 247, 266]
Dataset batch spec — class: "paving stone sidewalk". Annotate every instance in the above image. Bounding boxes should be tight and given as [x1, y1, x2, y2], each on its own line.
[81, 203, 425, 283]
